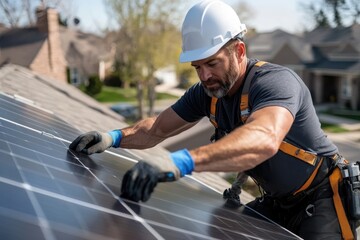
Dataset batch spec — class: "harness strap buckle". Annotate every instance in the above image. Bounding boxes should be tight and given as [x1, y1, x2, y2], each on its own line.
[280, 141, 317, 165]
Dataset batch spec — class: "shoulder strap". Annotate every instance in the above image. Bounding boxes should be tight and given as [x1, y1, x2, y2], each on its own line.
[240, 60, 267, 123]
[209, 97, 218, 128]
[209, 60, 267, 128]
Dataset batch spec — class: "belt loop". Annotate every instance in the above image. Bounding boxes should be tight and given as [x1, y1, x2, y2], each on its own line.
[305, 204, 315, 217]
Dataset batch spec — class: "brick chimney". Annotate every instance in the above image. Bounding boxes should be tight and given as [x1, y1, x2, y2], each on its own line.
[30, 7, 67, 83]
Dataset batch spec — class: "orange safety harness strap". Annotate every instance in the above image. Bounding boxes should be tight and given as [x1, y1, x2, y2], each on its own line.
[210, 97, 218, 128]
[329, 167, 354, 240]
[293, 157, 324, 195]
[280, 141, 317, 166]
[240, 60, 266, 123]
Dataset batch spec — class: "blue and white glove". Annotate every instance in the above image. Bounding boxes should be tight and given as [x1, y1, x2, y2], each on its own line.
[121, 149, 195, 202]
[69, 130, 122, 154]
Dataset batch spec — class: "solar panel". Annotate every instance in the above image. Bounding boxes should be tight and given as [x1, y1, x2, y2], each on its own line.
[0, 93, 302, 239]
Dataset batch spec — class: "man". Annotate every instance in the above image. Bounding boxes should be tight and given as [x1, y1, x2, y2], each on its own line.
[70, 1, 357, 239]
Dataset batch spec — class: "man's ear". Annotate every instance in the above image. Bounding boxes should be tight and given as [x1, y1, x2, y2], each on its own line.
[236, 41, 246, 61]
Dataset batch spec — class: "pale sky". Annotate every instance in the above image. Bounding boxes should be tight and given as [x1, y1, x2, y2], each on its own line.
[71, 0, 315, 35]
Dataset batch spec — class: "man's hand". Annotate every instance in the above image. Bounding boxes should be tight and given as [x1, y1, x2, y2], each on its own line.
[69, 131, 114, 154]
[121, 149, 194, 202]
[120, 161, 178, 202]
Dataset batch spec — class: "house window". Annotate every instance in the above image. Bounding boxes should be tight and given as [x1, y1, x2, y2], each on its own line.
[70, 68, 79, 85]
[341, 77, 352, 99]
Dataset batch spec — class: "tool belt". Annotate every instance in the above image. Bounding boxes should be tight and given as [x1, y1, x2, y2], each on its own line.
[338, 161, 360, 220]
[329, 160, 360, 240]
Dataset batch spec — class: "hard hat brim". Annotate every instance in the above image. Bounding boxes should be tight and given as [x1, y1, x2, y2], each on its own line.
[179, 40, 228, 63]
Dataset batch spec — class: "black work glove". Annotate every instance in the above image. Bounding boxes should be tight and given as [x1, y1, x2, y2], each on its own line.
[120, 149, 194, 202]
[121, 161, 178, 202]
[69, 131, 114, 155]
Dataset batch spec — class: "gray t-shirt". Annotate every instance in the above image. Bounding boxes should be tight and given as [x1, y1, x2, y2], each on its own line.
[172, 59, 338, 197]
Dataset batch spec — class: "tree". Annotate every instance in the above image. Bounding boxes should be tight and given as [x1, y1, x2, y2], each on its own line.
[301, 0, 360, 29]
[0, 0, 27, 27]
[346, 0, 360, 24]
[0, 0, 76, 28]
[325, 0, 346, 27]
[105, 0, 184, 119]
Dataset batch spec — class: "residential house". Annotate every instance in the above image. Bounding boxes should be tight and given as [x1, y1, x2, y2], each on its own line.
[246, 25, 360, 110]
[0, 23, 9, 34]
[0, 7, 67, 83]
[246, 29, 313, 82]
[304, 25, 360, 110]
[60, 27, 115, 85]
[0, 7, 115, 86]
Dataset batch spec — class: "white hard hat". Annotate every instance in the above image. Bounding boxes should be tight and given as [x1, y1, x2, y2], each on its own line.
[179, 0, 247, 63]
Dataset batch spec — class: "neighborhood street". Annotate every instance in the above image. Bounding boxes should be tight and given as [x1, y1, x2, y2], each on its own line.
[327, 132, 360, 162]
[318, 113, 360, 162]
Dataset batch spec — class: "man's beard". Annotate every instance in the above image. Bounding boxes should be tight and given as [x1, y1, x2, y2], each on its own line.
[202, 57, 239, 98]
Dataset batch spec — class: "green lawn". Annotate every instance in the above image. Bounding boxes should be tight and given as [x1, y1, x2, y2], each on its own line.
[320, 123, 349, 133]
[319, 109, 359, 133]
[94, 86, 178, 103]
[323, 109, 360, 121]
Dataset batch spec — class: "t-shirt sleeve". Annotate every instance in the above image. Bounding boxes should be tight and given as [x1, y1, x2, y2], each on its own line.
[249, 69, 303, 118]
[171, 83, 209, 122]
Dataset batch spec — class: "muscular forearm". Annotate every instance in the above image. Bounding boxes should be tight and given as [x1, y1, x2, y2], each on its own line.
[190, 120, 282, 172]
[120, 117, 166, 149]
[120, 108, 197, 149]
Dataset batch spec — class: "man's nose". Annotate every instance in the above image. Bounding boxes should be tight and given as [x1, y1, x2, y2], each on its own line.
[199, 67, 212, 81]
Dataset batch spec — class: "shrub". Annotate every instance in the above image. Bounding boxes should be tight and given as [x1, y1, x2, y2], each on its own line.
[86, 75, 102, 96]
[103, 73, 124, 87]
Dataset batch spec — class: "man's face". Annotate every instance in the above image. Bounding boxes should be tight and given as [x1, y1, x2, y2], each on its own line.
[191, 47, 240, 98]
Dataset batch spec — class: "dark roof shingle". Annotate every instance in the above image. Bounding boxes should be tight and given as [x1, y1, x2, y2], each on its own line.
[0, 28, 46, 66]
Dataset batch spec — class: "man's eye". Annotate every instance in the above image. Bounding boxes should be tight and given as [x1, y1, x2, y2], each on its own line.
[208, 62, 217, 67]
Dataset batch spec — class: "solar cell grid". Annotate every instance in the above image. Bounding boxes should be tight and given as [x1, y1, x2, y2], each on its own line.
[0, 94, 74, 139]
[0, 93, 301, 239]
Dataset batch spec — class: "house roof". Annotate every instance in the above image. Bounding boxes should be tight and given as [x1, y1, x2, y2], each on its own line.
[305, 24, 360, 45]
[0, 27, 47, 66]
[59, 26, 114, 75]
[246, 24, 360, 73]
[246, 29, 314, 63]
[60, 27, 111, 59]
[305, 25, 360, 73]
[0, 64, 125, 132]
[0, 23, 113, 76]
[0, 23, 9, 34]
[305, 24, 360, 59]
[306, 59, 359, 73]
